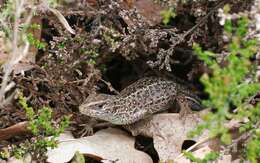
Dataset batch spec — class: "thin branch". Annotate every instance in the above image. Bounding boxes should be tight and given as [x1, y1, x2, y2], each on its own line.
[48, 7, 76, 35]
[0, 0, 34, 107]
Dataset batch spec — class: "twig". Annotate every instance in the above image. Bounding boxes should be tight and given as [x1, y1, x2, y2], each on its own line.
[175, 118, 242, 160]
[0, 1, 35, 108]
[100, 78, 120, 95]
[175, 136, 212, 160]
[170, 0, 226, 47]
[48, 7, 76, 35]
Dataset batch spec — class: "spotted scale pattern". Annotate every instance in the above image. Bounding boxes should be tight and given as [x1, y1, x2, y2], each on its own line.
[80, 77, 202, 125]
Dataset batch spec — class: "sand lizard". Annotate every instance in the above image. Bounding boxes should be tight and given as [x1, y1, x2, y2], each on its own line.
[79, 77, 203, 125]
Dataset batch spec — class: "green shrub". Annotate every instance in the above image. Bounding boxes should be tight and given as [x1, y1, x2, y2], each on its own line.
[184, 151, 219, 163]
[11, 94, 70, 160]
[189, 15, 260, 162]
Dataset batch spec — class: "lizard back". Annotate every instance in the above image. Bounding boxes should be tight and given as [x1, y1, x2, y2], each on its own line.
[80, 77, 202, 125]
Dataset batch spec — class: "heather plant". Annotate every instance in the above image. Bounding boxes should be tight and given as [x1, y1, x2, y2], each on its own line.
[10, 94, 70, 160]
[188, 13, 260, 162]
[0, 0, 72, 108]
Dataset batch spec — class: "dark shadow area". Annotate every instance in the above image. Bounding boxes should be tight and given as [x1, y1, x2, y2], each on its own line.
[182, 140, 196, 150]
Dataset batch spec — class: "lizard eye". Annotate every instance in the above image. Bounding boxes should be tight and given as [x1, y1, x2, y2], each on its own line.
[87, 100, 106, 109]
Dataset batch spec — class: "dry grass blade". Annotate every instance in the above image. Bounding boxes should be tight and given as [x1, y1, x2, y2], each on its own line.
[48, 8, 76, 35]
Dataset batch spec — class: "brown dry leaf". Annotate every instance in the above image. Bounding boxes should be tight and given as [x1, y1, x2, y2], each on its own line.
[47, 128, 152, 163]
[121, 0, 165, 26]
[132, 0, 165, 26]
[126, 112, 213, 161]
[7, 154, 32, 163]
[0, 121, 29, 141]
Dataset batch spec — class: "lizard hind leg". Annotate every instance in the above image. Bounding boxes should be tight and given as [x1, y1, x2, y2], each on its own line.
[177, 96, 194, 117]
[177, 94, 204, 117]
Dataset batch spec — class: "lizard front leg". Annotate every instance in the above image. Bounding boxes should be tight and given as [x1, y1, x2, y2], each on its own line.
[79, 93, 115, 136]
[78, 118, 97, 137]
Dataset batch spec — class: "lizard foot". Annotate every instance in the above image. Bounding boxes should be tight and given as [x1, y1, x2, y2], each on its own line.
[78, 124, 94, 137]
[78, 119, 98, 137]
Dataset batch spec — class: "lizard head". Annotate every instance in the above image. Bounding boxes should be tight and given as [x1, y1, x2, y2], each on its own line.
[79, 94, 125, 124]
[79, 100, 106, 116]
[79, 93, 110, 117]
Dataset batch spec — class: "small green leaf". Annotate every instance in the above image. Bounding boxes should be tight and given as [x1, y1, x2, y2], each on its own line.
[160, 8, 176, 25]
[71, 151, 85, 163]
[221, 133, 232, 145]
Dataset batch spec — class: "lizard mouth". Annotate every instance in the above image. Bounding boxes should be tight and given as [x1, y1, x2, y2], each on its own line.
[87, 109, 103, 117]
[79, 100, 107, 116]
[80, 105, 112, 121]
